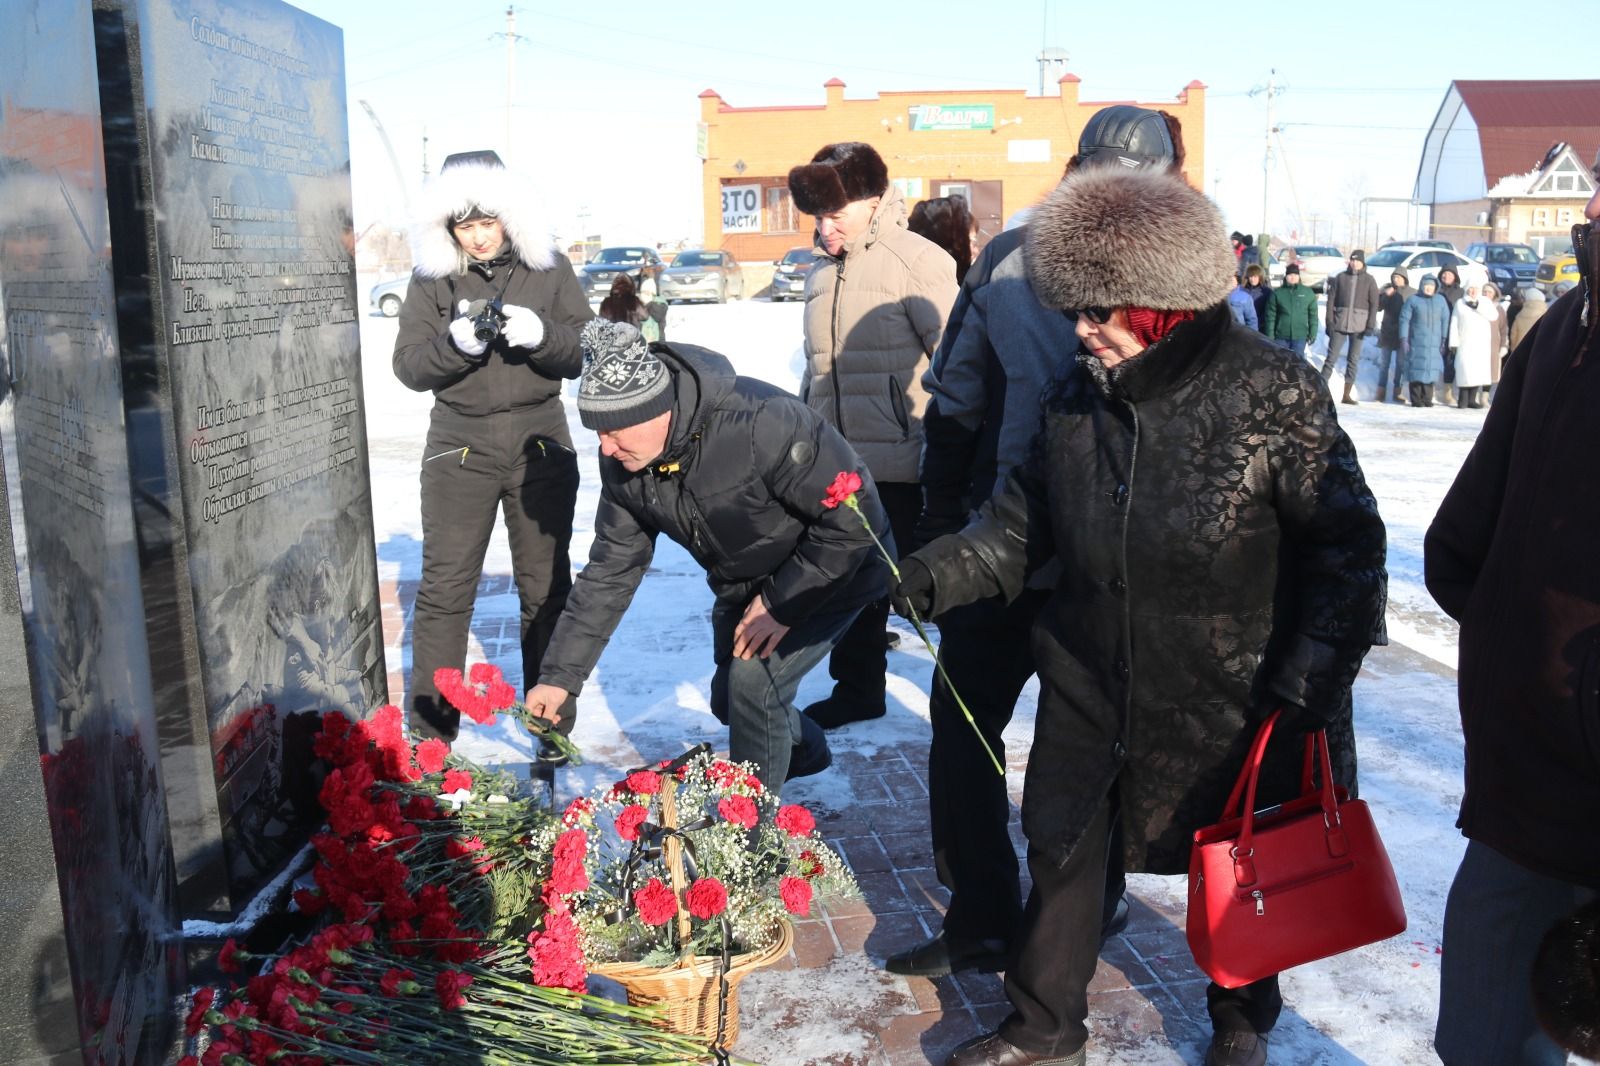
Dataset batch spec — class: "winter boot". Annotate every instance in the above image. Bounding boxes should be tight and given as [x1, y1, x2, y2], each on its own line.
[1341, 380, 1359, 405]
[1205, 1030, 1267, 1066]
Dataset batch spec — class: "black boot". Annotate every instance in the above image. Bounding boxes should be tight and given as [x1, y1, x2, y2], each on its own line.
[1205, 1030, 1267, 1066]
[785, 713, 833, 780]
[884, 930, 1010, 977]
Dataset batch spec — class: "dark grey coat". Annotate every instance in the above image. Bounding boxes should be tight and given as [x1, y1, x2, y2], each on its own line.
[540, 345, 889, 694]
[911, 305, 1388, 872]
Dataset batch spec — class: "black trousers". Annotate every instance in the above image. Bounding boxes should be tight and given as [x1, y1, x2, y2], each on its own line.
[817, 481, 921, 709]
[928, 590, 1050, 944]
[409, 408, 579, 742]
[1001, 796, 1282, 1055]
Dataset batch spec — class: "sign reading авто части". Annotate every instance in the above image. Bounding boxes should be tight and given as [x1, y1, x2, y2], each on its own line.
[908, 103, 994, 131]
[721, 183, 760, 233]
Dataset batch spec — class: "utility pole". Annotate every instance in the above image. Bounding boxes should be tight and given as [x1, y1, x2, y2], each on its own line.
[1248, 70, 1280, 235]
[421, 128, 429, 180]
[504, 6, 517, 154]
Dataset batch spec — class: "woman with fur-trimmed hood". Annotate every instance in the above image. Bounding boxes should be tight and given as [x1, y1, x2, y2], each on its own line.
[893, 167, 1387, 1066]
[393, 152, 593, 748]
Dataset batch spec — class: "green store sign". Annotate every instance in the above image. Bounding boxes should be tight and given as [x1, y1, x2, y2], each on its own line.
[908, 103, 994, 131]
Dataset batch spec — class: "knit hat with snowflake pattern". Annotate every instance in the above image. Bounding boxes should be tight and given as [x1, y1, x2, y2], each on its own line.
[577, 319, 674, 431]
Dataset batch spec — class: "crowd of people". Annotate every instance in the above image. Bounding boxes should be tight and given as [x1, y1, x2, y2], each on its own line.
[1227, 243, 1580, 413]
[389, 124, 1600, 1066]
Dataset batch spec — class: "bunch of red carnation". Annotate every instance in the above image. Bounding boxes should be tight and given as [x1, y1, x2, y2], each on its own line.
[432, 663, 518, 726]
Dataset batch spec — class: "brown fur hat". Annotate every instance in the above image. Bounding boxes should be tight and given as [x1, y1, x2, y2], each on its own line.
[787, 142, 889, 216]
[1025, 165, 1235, 311]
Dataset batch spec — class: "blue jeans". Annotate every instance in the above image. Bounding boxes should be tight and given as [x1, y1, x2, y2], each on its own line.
[709, 598, 861, 792]
[1375, 345, 1403, 397]
[1435, 840, 1596, 1066]
[1276, 338, 1307, 359]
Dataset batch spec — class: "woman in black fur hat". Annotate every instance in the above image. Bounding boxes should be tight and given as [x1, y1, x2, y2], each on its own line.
[893, 166, 1388, 1066]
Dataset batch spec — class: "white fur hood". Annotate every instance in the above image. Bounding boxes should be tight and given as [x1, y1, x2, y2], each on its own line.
[409, 162, 558, 279]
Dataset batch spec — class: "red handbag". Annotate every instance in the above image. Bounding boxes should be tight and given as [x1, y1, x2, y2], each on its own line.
[1186, 709, 1407, 989]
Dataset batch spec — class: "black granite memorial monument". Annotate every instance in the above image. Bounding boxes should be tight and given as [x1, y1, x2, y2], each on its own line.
[0, 4, 186, 1062]
[93, 0, 386, 919]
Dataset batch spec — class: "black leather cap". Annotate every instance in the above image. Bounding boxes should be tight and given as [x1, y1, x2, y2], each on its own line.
[441, 149, 504, 171]
[1076, 106, 1176, 171]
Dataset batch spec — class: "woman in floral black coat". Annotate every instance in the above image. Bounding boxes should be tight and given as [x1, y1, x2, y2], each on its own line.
[897, 166, 1388, 1066]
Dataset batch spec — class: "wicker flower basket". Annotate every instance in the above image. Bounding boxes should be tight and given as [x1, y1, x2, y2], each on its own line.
[590, 779, 793, 1044]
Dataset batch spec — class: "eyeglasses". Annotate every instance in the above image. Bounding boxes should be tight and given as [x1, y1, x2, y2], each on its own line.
[1080, 306, 1114, 325]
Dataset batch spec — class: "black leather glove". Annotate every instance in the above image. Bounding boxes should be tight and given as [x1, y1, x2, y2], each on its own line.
[1260, 701, 1325, 735]
[890, 557, 936, 621]
[911, 510, 965, 552]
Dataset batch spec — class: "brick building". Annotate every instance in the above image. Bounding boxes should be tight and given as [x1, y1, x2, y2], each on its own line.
[698, 76, 1206, 263]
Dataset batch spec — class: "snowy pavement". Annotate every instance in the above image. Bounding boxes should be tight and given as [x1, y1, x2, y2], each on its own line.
[357, 286, 1500, 1064]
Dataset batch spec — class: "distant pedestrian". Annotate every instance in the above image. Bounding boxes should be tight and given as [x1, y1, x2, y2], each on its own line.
[1230, 231, 1263, 279]
[1436, 265, 1465, 404]
[1322, 249, 1381, 403]
[909, 195, 975, 285]
[1264, 262, 1318, 357]
[1399, 273, 1449, 407]
[599, 274, 667, 343]
[1508, 287, 1546, 352]
[1242, 264, 1271, 329]
[1479, 282, 1507, 393]
[1424, 159, 1600, 1066]
[1449, 284, 1496, 409]
[1375, 269, 1414, 402]
[788, 141, 958, 729]
[1226, 274, 1259, 330]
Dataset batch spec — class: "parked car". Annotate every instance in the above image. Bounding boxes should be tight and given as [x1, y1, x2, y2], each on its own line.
[1362, 245, 1488, 289]
[1464, 243, 1541, 293]
[657, 249, 744, 304]
[1378, 239, 1455, 252]
[770, 246, 817, 301]
[1535, 252, 1580, 296]
[1275, 245, 1346, 291]
[369, 276, 409, 317]
[580, 246, 664, 301]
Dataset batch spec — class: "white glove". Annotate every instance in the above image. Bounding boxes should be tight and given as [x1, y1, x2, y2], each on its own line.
[449, 300, 489, 358]
[501, 303, 545, 350]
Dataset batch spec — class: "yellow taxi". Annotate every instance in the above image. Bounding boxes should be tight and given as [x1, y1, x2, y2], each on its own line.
[1535, 252, 1580, 295]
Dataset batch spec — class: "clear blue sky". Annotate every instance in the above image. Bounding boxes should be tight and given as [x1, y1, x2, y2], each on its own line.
[293, 0, 1590, 249]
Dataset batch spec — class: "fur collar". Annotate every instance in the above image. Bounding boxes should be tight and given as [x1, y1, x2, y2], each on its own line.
[409, 162, 558, 279]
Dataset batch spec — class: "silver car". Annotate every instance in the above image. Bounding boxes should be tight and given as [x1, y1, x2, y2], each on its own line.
[658, 249, 744, 304]
[369, 276, 409, 317]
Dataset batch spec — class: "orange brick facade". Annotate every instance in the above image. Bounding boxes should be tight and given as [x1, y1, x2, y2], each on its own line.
[699, 76, 1206, 263]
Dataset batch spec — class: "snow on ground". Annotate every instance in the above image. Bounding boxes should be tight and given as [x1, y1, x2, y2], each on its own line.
[357, 284, 1504, 1064]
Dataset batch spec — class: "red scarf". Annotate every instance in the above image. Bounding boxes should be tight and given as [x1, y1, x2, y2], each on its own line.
[1124, 307, 1196, 349]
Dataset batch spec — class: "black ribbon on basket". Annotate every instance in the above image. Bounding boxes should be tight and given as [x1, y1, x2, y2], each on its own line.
[603, 744, 736, 1063]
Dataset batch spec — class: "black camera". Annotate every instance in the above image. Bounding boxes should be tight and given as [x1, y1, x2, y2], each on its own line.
[465, 297, 506, 346]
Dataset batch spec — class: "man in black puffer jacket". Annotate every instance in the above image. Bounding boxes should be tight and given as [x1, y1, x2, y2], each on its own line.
[524, 320, 889, 790]
[394, 151, 593, 747]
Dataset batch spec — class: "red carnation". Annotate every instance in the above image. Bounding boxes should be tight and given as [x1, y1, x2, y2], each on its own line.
[415, 737, 449, 775]
[468, 662, 504, 686]
[779, 875, 814, 916]
[441, 768, 473, 794]
[717, 795, 759, 830]
[434, 969, 473, 1011]
[614, 803, 650, 842]
[744, 773, 764, 793]
[528, 906, 588, 993]
[457, 690, 495, 725]
[379, 967, 416, 997]
[633, 877, 678, 926]
[292, 888, 326, 915]
[486, 680, 518, 711]
[798, 849, 826, 879]
[775, 804, 816, 837]
[706, 760, 739, 787]
[820, 469, 863, 509]
[685, 877, 728, 919]
[217, 938, 244, 974]
[624, 770, 662, 795]
[547, 828, 589, 894]
[184, 987, 216, 1036]
[433, 667, 465, 697]
[562, 796, 594, 825]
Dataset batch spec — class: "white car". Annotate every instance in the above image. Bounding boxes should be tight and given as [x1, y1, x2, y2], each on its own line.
[1361, 246, 1488, 290]
[1275, 245, 1346, 292]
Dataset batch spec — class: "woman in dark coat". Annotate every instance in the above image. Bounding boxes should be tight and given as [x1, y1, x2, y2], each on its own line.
[1242, 262, 1271, 330]
[896, 166, 1388, 1066]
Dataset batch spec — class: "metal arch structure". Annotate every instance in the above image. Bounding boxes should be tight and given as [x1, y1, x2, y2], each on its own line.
[357, 98, 411, 216]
